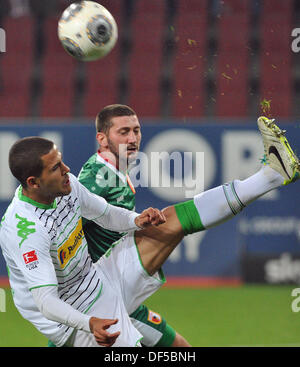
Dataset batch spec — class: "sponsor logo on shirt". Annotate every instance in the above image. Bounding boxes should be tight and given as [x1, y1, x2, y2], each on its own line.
[23, 250, 39, 270]
[147, 310, 162, 325]
[58, 218, 84, 269]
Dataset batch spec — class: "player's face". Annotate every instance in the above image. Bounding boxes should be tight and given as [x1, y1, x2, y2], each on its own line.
[107, 115, 141, 163]
[37, 146, 71, 201]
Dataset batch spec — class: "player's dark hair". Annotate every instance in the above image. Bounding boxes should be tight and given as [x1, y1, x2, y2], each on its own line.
[9, 136, 54, 188]
[95, 104, 136, 134]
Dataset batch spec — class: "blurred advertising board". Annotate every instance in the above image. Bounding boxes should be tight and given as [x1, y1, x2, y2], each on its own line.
[0, 121, 299, 283]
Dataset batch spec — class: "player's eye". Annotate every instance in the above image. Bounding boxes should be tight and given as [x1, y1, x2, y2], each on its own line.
[52, 163, 60, 171]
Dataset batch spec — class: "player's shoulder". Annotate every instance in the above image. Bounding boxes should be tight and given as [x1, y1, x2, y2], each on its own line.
[78, 153, 110, 194]
[0, 191, 48, 249]
[79, 154, 101, 183]
[5, 193, 43, 227]
[79, 153, 102, 176]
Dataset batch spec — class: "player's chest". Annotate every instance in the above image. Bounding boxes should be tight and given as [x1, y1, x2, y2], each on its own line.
[37, 195, 81, 241]
[43, 197, 85, 270]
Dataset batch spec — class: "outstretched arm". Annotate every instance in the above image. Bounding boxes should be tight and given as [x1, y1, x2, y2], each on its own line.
[73, 174, 165, 232]
[93, 205, 166, 232]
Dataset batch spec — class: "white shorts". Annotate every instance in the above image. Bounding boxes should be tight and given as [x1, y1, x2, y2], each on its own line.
[67, 232, 165, 347]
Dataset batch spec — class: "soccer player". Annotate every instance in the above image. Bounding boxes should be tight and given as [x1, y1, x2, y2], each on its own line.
[78, 104, 190, 347]
[0, 115, 299, 347]
[0, 137, 166, 347]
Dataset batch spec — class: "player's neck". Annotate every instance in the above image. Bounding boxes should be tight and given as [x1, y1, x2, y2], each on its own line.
[98, 150, 122, 172]
[21, 187, 56, 206]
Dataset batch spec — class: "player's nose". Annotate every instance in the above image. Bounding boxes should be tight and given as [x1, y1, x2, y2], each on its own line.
[127, 131, 137, 144]
[62, 162, 70, 174]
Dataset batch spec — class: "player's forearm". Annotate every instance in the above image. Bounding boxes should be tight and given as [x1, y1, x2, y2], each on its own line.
[75, 176, 140, 231]
[31, 286, 91, 332]
[92, 203, 140, 232]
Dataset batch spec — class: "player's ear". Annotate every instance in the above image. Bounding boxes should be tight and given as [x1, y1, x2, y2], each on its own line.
[96, 132, 108, 148]
[26, 176, 40, 189]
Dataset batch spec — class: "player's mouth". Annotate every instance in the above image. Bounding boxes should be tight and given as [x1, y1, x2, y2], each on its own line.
[63, 175, 70, 187]
[126, 146, 138, 154]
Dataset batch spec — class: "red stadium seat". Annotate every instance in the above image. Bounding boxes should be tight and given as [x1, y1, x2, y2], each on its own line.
[127, 1, 165, 117]
[262, 0, 292, 14]
[172, 12, 207, 117]
[40, 16, 77, 118]
[259, 1, 292, 118]
[215, 0, 250, 118]
[83, 47, 120, 117]
[218, 0, 249, 14]
[83, 0, 122, 117]
[176, 0, 208, 13]
[260, 62, 292, 118]
[0, 16, 34, 117]
[171, 0, 208, 117]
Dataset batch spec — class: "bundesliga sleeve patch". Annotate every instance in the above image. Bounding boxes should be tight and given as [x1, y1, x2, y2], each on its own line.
[147, 310, 162, 325]
[23, 250, 39, 270]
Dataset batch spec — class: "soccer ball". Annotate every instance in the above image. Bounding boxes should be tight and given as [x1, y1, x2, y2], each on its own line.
[58, 1, 118, 61]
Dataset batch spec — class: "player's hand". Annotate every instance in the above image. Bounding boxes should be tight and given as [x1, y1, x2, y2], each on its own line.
[89, 317, 120, 347]
[135, 207, 166, 228]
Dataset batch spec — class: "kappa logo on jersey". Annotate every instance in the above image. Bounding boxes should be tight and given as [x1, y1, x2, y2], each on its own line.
[147, 310, 162, 325]
[23, 250, 39, 270]
[58, 218, 84, 269]
[15, 214, 36, 247]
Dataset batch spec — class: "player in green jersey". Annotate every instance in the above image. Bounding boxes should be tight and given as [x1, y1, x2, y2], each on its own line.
[78, 104, 190, 347]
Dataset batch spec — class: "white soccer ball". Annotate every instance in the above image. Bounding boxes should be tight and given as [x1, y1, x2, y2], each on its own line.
[58, 1, 118, 61]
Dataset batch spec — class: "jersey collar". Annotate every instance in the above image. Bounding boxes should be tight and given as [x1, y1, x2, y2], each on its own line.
[96, 152, 127, 184]
[17, 186, 57, 209]
[96, 152, 136, 194]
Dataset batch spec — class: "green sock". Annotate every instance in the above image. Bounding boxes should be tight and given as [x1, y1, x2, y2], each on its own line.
[174, 200, 205, 235]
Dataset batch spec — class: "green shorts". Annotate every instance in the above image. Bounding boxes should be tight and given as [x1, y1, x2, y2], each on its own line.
[129, 304, 176, 347]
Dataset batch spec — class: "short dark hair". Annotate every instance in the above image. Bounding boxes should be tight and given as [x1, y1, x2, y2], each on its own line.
[95, 104, 136, 134]
[9, 136, 54, 188]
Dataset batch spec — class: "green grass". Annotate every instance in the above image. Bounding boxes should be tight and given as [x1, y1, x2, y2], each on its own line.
[0, 287, 48, 347]
[145, 285, 300, 347]
[0, 285, 299, 347]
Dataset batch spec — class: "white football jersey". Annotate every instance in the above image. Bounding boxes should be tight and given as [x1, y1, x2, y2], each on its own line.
[0, 174, 110, 346]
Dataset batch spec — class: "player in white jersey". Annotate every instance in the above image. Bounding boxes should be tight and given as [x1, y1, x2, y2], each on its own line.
[0, 137, 166, 347]
[1, 115, 299, 347]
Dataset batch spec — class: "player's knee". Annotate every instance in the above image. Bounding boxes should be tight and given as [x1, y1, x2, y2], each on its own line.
[171, 332, 191, 347]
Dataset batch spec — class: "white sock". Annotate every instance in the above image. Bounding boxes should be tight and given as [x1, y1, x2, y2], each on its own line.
[233, 165, 284, 205]
[193, 165, 284, 229]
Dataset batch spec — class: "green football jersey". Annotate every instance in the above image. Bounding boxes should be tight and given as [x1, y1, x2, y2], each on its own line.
[78, 152, 136, 262]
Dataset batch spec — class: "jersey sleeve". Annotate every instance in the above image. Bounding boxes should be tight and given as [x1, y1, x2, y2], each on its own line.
[70, 173, 109, 219]
[78, 161, 109, 198]
[8, 218, 58, 291]
[70, 173, 140, 231]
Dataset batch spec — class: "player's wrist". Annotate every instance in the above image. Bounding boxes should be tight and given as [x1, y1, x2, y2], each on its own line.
[131, 212, 141, 229]
[89, 316, 98, 332]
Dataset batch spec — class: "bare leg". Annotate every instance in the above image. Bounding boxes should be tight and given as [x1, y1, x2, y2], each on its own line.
[135, 206, 183, 276]
[171, 332, 191, 347]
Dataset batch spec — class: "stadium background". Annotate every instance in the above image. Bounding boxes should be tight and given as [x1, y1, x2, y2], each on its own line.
[0, 0, 299, 347]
